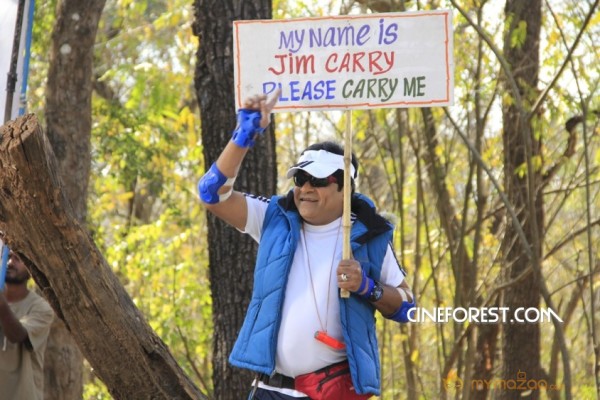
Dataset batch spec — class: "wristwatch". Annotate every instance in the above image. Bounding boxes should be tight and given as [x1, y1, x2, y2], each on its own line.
[368, 282, 384, 302]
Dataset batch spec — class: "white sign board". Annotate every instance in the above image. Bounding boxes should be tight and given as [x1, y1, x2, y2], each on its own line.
[233, 11, 453, 112]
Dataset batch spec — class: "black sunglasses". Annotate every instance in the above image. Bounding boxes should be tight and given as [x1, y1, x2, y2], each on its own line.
[294, 171, 337, 188]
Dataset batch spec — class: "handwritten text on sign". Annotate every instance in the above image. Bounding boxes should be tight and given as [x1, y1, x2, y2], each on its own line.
[233, 11, 454, 112]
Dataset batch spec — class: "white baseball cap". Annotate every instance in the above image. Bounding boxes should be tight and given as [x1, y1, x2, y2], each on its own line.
[285, 150, 357, 179]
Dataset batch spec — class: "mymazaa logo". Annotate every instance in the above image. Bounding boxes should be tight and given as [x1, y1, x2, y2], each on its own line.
[443, 370, 563, 393]
[443, 374, 463, 390]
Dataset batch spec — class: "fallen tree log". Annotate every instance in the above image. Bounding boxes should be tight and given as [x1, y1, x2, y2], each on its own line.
[0, 114, 204, 400]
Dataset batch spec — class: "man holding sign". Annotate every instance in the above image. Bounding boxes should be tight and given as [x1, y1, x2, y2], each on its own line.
[0, 250, 54, 400]
[198, 92, 414, 399]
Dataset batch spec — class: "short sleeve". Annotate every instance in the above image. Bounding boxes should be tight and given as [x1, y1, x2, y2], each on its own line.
[241, 194, 270, 243]
[379, 244, 406, 288]
[20, 297, 54, 353]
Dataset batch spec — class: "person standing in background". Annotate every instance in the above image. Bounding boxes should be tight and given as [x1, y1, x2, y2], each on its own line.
[0, 250, 54, 400]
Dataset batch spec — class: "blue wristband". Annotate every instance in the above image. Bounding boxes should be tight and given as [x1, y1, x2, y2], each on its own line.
[356, 269, 368, 294]
[231, 109, 264, 148]
[358, 277, 375, 300]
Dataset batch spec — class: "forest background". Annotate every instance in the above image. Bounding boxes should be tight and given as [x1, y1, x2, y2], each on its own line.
[2, 0, 598, 399]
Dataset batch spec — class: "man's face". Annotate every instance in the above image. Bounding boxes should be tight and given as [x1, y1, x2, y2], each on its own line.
[5, 252, 30, 285]
[293, 172, 344, 225]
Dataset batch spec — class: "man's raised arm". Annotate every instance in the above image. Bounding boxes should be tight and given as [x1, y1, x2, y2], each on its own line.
[197, 91, 279, 231]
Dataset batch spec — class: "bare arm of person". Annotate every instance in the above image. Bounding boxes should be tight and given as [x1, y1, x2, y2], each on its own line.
[199, 91, 280, 231]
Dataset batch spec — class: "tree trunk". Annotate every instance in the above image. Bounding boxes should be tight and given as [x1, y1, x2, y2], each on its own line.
[421, 108, 476, 309]
[45, 0, 102, 224]
[471, 322, 500, 400]
[43, 0, 106, 397]
[0, 115, 205, 400]
[501, 1, 543, 399]
[193, 1, 276, 398]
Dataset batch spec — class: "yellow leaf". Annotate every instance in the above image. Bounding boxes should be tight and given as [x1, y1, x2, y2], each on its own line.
[410, 349, 419, 363]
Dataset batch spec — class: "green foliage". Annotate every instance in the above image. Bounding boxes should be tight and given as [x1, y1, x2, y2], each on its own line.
[84, 0, 211, 395]
[27, 0, 57, 121]
[510, 20, 528, 49]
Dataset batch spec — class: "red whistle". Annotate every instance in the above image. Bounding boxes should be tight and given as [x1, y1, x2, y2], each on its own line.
[315, 331, 346, 350]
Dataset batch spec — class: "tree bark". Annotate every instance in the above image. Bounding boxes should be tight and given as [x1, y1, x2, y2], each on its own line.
[0, 115, 205, 400]
[45, 0, 102, 223]
[500, 1, 543, 399]
[471, 322, 500, 400]
[193, 1, 276, 398]
[43, 0, 107, 397]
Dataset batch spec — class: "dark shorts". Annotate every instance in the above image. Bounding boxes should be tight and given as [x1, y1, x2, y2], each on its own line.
[248, 387, 310, 400]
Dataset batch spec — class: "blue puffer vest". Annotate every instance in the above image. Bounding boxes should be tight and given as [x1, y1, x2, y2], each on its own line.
[229, 191, 393, 396]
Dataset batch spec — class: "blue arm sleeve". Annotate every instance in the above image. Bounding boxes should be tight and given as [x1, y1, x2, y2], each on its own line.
[198, 163, 235, 204]
[386, 300, 416, 323]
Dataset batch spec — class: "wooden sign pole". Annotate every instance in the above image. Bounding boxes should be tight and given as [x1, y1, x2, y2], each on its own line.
[341, 110, 352, 298]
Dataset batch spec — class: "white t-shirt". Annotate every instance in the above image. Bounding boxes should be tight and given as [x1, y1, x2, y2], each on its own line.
[243, 195, 405, 381]
[0, 291, 54, 400]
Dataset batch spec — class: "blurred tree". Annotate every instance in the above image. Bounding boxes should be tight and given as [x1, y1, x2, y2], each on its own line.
[499, 2, 544, 399]
[43, 0, 107, 398]
[193, 0, 276, 398]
